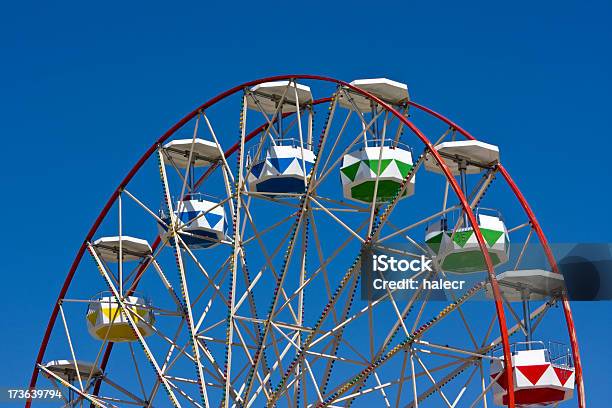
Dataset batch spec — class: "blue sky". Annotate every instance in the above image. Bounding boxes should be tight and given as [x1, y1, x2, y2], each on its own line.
[1, 0, 611, 406]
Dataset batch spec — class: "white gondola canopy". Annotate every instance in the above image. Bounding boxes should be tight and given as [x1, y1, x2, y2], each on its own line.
[163, 138, 223, 168]
[424, 140, 500, 175]
[42, 360, 103, 381]
[486, 269, 566, 301]
[92, 236, 152, 263]
[338, 78, 409, 112]
[246, 81, 313, 113]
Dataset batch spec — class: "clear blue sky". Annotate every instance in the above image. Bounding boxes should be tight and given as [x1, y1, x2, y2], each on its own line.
[1, 0, 610, 406]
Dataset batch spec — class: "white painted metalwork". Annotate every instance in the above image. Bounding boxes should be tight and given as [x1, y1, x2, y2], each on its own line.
[36, 78, 574, 408]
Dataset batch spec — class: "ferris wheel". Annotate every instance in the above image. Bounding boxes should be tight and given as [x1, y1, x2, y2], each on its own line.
[27, 75, 585, 408]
